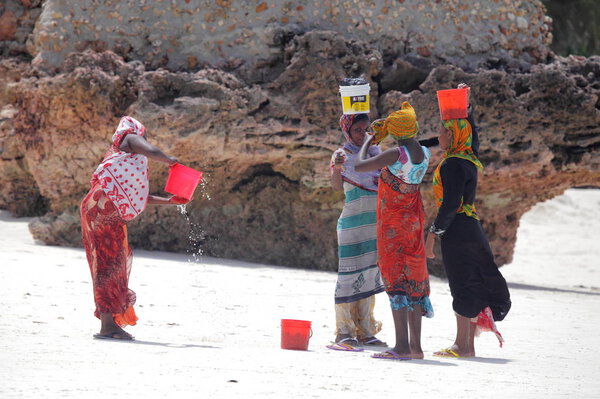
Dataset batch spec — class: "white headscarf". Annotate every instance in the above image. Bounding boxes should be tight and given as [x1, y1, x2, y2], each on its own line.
[93, 117, 150, 221]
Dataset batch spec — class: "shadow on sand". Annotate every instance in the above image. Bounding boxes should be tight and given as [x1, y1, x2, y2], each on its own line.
[358, 349, 460, 366]
[459, 356, 512, 364]
[131, 340, 219, 349]
[365, 357, 459, 366]
[94, 338, 218, 349]
[508, 282, 600, 296]
[408, 359, 458, 366]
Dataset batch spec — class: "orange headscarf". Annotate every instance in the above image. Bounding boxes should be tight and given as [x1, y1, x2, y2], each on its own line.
[432, 118, 483, 218]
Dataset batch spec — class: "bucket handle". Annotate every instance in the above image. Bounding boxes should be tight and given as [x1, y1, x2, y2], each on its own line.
[309, 328, 313, 338]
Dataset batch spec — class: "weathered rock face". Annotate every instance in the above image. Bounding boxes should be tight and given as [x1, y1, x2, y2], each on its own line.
[0, 0, 42, 58]
[378, 58, 600, 271]
[0, 58, 48, 217]
[1, 1, 598, 275]
[28, 0, 552, 74]
[11, 35, 382, 270]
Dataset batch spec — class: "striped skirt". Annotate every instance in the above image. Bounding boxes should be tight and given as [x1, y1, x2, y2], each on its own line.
[335, 183, 385, 304]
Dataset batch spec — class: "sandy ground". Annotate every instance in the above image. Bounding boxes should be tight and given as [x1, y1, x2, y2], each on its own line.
[1, 189, 599, 398]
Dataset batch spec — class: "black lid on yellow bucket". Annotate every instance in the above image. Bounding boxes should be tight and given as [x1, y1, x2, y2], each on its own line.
[340, 77, 368, 86]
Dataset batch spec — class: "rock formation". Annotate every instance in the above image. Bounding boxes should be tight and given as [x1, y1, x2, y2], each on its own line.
[0, 0, 598, 274]
[26, 0, 552, 73]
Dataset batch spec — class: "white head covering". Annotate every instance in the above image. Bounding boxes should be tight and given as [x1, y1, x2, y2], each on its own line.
[93, 117, 150, 221]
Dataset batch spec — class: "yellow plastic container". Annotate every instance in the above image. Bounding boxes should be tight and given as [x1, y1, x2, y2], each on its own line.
[339, 84, 370, 115]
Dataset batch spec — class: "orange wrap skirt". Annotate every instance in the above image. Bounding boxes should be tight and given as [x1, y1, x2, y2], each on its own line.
[376, 168, 430, 299]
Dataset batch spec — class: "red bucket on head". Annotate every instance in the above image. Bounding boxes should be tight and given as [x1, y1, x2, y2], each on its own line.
[437, 88, 469, 120]
[281, 319, 312, 350]
[164, 163, 203, 200]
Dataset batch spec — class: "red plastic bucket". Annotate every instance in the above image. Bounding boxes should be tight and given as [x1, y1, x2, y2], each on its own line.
[164, 163, 203, 200]
[281, 319, 312, 350]
[436, 88, 469, 120]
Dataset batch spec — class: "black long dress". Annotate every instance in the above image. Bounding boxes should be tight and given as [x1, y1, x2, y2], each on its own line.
[433, 158, 511, 321]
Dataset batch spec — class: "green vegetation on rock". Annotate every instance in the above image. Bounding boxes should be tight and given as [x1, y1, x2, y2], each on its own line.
[543, 0, 600, 56]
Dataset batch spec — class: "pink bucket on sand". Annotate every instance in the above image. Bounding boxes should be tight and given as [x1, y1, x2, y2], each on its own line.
[281, 319, 312, 350]
[164, 163, 203, 200]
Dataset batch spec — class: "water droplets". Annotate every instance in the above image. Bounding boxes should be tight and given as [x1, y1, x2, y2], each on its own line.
[199, 174, 211, 201]
[176, 178, 211, 263]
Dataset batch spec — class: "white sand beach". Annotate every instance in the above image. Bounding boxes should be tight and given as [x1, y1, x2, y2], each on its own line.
[1, 188, 599, 398]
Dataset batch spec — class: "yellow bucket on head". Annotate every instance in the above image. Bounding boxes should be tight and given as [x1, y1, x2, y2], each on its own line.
[339, 84, 370, 115]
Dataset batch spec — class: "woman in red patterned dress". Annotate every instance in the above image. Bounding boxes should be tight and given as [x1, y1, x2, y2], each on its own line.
[80, 117, 188, 340]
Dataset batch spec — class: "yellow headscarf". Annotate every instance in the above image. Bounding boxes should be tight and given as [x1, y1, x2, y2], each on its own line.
[371, 101, 419, 144]
[432, 118, 483, 219]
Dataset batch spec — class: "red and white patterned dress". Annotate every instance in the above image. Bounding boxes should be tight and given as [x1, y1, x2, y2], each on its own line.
[80, 117, 149, 326]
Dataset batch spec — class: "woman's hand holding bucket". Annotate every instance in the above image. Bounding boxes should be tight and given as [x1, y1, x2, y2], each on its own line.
[168, 195, 191, 205]
[166, 156, 178, 166]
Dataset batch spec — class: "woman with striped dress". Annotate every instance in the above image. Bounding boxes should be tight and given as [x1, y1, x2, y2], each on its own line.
[328, 113, 386, 351]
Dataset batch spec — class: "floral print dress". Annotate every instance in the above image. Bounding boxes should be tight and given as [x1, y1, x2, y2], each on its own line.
[377, 146, 433, 315]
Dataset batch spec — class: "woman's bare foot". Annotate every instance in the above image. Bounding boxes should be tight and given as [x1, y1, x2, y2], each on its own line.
[98, 313, 134, 340]
[410, 351, 424, 359]
[99, 327, 132, 338]
[389, 347, 412, 358]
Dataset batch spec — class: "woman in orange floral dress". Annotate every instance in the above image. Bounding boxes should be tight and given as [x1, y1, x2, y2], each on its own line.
[356, 102, 433, 360]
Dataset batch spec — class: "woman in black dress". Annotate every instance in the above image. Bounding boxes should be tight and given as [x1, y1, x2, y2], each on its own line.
[425, 85, 511, 357]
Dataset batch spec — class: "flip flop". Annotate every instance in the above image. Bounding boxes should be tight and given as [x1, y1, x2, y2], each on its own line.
[371, 350, 411, 360]
[326, 337, 364, 352]
[360, 337, 388, 347]
[433, 348, 462, 358]
[93, 331, 134, 341]
[326, 343, 364, 352]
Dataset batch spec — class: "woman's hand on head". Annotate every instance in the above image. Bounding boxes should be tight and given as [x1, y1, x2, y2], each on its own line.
[458, 82, 471, 105]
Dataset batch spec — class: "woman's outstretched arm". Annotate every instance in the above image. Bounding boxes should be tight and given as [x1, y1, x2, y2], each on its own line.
[120, 134, 178, 165]
[147, 195, 190, 205]
[355, 135, 399, 172]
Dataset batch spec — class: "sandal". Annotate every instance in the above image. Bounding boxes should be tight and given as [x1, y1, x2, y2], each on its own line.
[360, 337, 388, 347]
[433, 348, 471, 358]
[326, 337, 364, 352]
